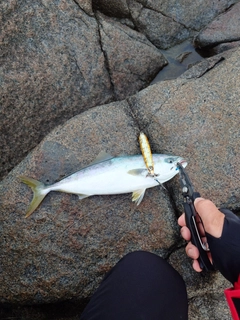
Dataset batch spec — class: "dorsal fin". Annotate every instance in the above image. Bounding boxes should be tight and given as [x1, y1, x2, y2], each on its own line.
[89, 151, 114, 166]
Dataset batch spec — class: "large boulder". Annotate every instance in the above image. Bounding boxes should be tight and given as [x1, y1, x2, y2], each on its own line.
[128, 1, 191, 50]
[0, 0, 112, 179]
[0, 101, 178, 305]
[93, 0, 239, 49]
[195, 1, 240, 49]
[0, 46, 240, 319]
[0, 0, 165, 180]
[1, 0, 238, 181]
[96, 12, 167, 100]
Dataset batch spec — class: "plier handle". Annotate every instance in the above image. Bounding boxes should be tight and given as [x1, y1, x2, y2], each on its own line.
[177, 163, 215, 271]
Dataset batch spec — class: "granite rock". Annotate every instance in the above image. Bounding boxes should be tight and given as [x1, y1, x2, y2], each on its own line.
[0, 101, 179, 304]
[93, 0, 238, 49]
[97, 12, 167, 100]
[137, 0, 238, 31]
[0, 0, 113, 179]
[195, 1, 240, 48]
[210, 41, 240, 55]
[93, 0, 129, 18]
[0, 47, 239, 320]
[0, 0, 166, 180]
[128, 0, 191, 49]
[128, 48, 240, 211]
[74, 0, 94, 16]
[169, 247, 231, 319]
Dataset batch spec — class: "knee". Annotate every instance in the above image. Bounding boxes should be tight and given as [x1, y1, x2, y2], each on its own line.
[117, 251, 185, 287]
[117, 250, 168, 275]
[121, 250, 160, 265]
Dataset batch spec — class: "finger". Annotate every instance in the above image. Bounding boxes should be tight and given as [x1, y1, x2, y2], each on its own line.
[192, 253, 213, 271]
[178, 213, 186, 227]
[192, 259, 202, 272]
[185, 242, 199, 260]
[180, 226, 191, 241]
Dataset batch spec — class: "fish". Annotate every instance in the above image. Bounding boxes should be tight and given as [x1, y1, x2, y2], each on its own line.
[139, 132, 156, 177]
[20, 151, 187, 218]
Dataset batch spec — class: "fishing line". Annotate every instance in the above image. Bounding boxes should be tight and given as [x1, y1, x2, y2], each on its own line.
[154, 178, 167, 191]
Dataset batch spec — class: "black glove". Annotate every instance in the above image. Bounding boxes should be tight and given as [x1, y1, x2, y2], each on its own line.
[206, 209, 240, 284]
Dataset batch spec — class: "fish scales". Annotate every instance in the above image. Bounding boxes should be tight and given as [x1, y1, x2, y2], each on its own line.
[20, 153, 187, 218]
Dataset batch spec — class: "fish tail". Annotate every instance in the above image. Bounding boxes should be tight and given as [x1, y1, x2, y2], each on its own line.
[19, 176, 49, 218]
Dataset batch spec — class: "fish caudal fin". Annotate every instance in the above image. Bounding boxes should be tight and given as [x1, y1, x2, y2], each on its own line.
[19, 176, 49, 218]
[132, 189, 146, 206]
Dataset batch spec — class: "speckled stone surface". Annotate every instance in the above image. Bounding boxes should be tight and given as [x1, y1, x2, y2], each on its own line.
[0, 47, 239, 320]
[169, 247, 232, 318]
[1, 1, 240, 319]
[0, 0, 112, 179]
[1, 0, 238, 180]
[195, 1, 240, 48]
[0, 0, 165, 180]
[135, 0, 238, 31]
[97, 12, 167, 100]
[129, 48, 240, 211]
[128, 1, 191, 50]
[0, 101, 180, 304]
[93, 0, 238, 49]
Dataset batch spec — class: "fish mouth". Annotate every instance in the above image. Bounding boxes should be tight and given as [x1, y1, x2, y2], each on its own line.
[177, 159, 188, 168]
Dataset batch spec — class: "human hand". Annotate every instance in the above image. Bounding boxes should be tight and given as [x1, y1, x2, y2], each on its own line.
[178, 198, 225, 272]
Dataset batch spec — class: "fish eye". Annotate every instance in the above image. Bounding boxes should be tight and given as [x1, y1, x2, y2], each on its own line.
[167, 158, 174, 164]
[164, 157, 176, 164]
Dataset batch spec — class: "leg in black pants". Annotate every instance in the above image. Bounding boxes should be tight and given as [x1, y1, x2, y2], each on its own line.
[80, 251, 188, 320]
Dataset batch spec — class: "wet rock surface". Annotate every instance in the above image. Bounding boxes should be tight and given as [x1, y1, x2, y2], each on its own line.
[1, 0, 240, 319]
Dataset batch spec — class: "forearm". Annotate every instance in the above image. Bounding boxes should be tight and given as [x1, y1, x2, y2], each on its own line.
[206, 209, 240, 320]
[206, 209, 240, 284]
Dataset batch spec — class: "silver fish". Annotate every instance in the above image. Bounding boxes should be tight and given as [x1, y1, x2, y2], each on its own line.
[20, 152, 187, 218]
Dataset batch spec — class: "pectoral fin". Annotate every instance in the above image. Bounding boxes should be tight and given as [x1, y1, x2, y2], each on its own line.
[128, 169, 148, 176]
[132, 189, 146, 206]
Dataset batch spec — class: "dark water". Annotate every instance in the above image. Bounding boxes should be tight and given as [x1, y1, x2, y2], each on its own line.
[151, 40, 205, 84]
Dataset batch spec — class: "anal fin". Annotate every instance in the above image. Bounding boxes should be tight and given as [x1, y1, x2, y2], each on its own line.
[132, 189, 146, 206]
[78, 194, 90, 200]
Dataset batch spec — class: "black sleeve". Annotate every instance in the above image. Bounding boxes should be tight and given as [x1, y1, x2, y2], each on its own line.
[206, 209, 240, 284]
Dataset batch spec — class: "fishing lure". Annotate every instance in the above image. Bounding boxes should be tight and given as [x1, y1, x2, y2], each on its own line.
[139, 132, 157, 177]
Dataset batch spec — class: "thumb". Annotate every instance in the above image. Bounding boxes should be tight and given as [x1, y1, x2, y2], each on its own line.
[194, 198, 225, 238]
